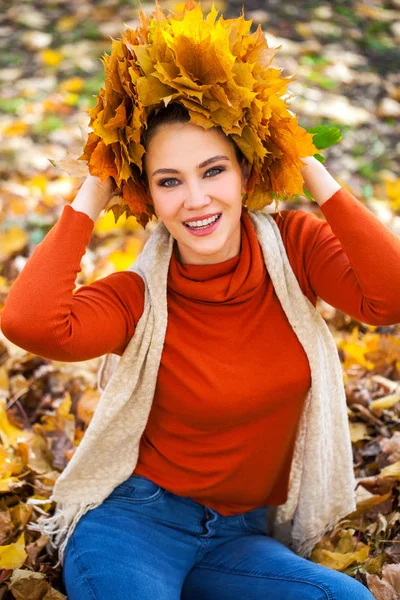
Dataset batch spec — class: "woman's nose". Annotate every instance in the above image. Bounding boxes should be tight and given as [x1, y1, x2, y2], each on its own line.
[183, 182, 211, 209]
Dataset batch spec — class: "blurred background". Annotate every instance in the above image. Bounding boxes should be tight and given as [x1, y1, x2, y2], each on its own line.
[0, 1, 400, 597]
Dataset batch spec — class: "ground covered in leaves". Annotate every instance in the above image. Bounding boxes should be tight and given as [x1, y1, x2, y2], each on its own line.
[0, 0, 400, 598]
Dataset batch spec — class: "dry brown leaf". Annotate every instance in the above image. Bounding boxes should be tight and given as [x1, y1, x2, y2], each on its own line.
[381, 433, 400, 464]
[367, 563, 400, 600]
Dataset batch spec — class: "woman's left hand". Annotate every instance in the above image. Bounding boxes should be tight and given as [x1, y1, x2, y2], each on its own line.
[300, 156, 341, 207]
[300, 155, 320, 173]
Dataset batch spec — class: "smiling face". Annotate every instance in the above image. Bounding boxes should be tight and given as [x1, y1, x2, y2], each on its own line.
[143, 122, 249, 265]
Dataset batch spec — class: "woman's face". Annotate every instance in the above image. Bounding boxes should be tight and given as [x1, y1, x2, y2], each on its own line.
[144, 123, 249, 265]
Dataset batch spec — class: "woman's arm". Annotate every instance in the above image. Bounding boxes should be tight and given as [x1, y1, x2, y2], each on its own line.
[279, 159, 400, 325]
[0, 177, 144, 361]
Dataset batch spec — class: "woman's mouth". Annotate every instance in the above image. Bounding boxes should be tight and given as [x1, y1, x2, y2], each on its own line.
[183, 213, 222, 237]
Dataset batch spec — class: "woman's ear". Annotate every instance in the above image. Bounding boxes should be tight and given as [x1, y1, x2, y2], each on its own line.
[240, 160, 250, 195]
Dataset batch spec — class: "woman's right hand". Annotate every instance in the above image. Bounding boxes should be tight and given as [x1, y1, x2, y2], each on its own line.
[70, 173, 116, 222]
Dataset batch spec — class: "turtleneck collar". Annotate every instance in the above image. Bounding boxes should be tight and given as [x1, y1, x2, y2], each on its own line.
[167, 207, 266, 304]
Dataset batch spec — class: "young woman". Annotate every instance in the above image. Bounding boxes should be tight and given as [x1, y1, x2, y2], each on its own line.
[2, 101, 398, 599]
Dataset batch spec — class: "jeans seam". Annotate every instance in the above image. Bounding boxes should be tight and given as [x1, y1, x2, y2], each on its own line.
[107, 478, 166, 504]
[68, 535, 99, 600]
[237, 513, 265, 535]
[238, 513, 254, 534]
[109, 488, 165, 504]
[192, 563, 334, 600]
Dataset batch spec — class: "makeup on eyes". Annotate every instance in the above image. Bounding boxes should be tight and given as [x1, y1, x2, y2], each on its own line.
[158, 166, 226, 188]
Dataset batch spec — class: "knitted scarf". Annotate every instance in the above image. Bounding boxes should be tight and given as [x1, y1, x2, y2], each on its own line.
[28, 207, 356, 569]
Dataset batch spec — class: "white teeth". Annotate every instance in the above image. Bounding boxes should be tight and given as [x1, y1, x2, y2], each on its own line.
[185, 214, 220, 228]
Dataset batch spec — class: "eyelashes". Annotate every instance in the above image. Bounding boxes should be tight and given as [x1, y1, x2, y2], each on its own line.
[158, 166, 225, 188]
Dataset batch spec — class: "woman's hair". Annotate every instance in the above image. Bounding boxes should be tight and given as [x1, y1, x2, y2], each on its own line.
[140, 102, 248, 191]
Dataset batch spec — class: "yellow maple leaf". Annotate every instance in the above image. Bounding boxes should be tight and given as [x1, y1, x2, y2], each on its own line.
[40, 49, 64, 66]
[311, 543, 370, 571]
[0, 227, 29, 262]
[0, 532, 27, 570]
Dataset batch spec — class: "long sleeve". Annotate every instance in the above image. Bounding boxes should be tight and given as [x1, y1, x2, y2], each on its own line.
[0, 205, 145, 361]
[275, 187, 400, 326]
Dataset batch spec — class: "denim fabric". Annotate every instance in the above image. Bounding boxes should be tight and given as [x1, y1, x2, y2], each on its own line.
[62, 474, 374, 599]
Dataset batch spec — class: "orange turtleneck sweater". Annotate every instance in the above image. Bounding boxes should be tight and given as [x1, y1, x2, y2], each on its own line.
[1, 187, 400, 514]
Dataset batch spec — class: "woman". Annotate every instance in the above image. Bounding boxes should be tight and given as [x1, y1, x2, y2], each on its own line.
[2, 100, 397, 598]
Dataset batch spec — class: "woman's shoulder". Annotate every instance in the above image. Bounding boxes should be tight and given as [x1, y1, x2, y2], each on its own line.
[259, 207, 330, 305]
[268, 207, 327, 245]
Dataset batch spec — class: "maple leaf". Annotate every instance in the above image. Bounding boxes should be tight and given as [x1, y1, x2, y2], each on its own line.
[367, 563, 400, 600]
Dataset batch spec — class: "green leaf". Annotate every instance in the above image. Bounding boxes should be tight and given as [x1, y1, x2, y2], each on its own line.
[300, 54, 330, 67]
[303, 187, 315, 202]
[362, 183, 374, 200]
[307, 125, 343, 150]
[32, 116, 64, 136]
[82, 71, 107, 95]
[307, 72, 338, 90]
[1, 98, 26, 115]
[313, 153, 325, 164]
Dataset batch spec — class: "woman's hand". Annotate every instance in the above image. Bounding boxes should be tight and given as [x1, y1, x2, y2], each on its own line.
[300, 156, 319, 171]
[70, 174, 116, 222]
[300, 156, 341, 207]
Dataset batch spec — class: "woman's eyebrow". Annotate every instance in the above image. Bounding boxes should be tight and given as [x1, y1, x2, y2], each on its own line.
[151, 155, 230, 177]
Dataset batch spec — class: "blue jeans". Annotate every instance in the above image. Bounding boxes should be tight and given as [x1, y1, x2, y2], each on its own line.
[62, 474, 374, 599]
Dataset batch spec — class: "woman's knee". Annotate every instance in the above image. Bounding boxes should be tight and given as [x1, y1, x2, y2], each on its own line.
[320, 569, 375, 600]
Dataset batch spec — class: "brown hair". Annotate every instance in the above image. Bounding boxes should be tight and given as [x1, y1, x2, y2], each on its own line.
[140, 102, 249, 191]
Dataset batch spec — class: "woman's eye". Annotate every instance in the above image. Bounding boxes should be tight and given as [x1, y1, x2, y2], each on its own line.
[159, 177, 179, 188]
[206, 167, 224, 178]
[159, 167, 224, 188]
